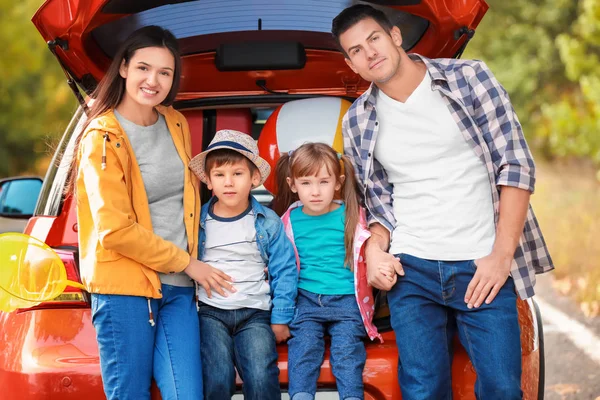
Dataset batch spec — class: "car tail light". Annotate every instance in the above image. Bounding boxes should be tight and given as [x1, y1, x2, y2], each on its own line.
[16, 248, 88, 311]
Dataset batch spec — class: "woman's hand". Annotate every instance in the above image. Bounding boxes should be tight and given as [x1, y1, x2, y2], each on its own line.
[184, 258, 236, 298]
[271, 324, 291, 343]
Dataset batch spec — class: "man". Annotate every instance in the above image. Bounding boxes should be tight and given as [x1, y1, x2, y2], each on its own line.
[332, 4, 553, 399]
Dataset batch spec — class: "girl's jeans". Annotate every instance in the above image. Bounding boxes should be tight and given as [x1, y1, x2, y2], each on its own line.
[288, 289, 366, 400]
[91, 284, 203, 400]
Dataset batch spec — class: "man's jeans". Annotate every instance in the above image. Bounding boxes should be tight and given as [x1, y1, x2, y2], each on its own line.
[91, 285, 203, 400]
[198, 304, 280, 400]
[388, 253, 522, 400]
[288, 289, 366, 400]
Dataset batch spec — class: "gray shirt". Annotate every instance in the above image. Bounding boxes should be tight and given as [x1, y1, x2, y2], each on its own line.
[115, 110, 192, 287]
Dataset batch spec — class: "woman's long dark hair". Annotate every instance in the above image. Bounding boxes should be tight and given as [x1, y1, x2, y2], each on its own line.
[64, 25, 181, 195]
[274, 143, 361, 270]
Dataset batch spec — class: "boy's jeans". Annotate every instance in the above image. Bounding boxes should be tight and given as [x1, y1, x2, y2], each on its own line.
[198, 304, 280, 400]
[387, 253, 522, 400]
[288, 289, 366, 400]
[91, 284, 203, 400]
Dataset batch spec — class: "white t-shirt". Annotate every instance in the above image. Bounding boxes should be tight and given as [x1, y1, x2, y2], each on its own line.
[373, 71, 496, 260]
[197, 205, 271, 310]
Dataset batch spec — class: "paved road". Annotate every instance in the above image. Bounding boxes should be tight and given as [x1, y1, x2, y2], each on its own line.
[535, 273, 600, 400]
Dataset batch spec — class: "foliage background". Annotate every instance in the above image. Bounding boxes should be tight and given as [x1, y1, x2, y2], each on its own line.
[0, 0, 76, 178]
[0, 0, 598, 309]
[464, 0, 600, 172]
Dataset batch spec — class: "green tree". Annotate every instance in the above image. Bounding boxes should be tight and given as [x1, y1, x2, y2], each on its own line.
[542, 0, 600, 164]
[465, 0, 600, 168]
[0, 0, 76, 178]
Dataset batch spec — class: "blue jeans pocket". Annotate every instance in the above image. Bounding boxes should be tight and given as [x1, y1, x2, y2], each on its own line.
[90, 294, 103, 324]
[91, 295, 98, 315]
[469, 259, 478, 272]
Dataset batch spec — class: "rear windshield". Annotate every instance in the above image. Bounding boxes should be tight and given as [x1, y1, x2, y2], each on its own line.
[92, 0, 429, 57]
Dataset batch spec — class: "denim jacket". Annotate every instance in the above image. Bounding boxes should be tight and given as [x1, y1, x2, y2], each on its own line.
[197, 196, 298, 325]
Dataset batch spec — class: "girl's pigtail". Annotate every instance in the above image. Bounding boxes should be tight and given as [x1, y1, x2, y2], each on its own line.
[340, 154, 360, 270]
[272, 153, 298, 216]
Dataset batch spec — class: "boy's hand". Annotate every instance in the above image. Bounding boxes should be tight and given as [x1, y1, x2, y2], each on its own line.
[271, 324, 291, 343]
[184, 258, 236, 298]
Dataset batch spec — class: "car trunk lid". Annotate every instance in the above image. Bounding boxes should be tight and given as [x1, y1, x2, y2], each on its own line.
[32, 0, 488, 102]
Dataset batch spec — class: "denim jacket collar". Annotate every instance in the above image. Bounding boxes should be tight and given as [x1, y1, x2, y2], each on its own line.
[201, 196, 267, 224]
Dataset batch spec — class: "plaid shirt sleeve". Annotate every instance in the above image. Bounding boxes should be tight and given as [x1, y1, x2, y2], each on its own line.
[469, 61, 536, 192]
[342, 116, 365, 195]
[342, 111, 395, 233]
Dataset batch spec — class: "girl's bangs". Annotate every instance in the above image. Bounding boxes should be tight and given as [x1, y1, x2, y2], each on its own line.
[291, 150, 336, 179]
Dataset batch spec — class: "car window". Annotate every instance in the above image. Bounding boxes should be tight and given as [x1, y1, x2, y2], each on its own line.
[36, 107, 86, 216]
[251, 107, 275, 140]
[92, 1, 429, 57]
[0, 179, 43, 216]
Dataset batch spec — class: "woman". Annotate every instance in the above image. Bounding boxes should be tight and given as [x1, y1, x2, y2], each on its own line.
[68, 26, 233, 399]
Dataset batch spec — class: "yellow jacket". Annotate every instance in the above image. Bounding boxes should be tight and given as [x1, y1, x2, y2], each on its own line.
[76, 106, 200, 298]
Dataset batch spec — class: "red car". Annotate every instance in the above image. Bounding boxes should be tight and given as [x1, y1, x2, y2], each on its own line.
[0, 1, 545, 399]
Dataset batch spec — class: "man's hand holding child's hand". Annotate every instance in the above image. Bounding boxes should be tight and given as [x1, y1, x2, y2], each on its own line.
[365, 246, 403, 291]
[271, 324, 291, 343]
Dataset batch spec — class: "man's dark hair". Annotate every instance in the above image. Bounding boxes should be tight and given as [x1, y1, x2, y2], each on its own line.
[331, 4, 395, 56]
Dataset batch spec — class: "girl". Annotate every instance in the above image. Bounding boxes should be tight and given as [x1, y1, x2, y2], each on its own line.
[274, 142, 382, 400]
[68, 26, 233, 399]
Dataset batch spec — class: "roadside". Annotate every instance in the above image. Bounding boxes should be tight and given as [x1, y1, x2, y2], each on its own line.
[536, 272, 600, 400]
[531, 159, 600, 315]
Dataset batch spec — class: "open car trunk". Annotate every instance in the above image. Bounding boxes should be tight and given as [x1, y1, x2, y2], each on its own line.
[32, 0, 488, 102]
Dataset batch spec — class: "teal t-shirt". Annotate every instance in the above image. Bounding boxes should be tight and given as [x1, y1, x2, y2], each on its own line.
[290, 204, 354, 295]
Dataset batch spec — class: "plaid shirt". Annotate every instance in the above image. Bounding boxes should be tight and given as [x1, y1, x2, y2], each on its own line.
[342, 54, 554, 299]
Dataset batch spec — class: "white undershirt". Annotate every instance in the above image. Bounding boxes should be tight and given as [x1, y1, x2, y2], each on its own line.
[198, 206, 271, 310]
[373, 71, 495, 260]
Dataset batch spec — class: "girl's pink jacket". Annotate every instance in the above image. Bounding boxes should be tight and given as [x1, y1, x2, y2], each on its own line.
[280, 201, 382, 342]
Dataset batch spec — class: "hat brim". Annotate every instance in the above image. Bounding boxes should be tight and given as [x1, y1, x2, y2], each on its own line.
[189, 146, 271, 186]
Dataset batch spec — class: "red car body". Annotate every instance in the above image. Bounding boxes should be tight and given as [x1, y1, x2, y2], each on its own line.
[0, 1, 544, 399]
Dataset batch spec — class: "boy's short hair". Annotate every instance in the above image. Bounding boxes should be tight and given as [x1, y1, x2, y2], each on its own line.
[204, 148, 259, 176]
[331, 4, 395, 56]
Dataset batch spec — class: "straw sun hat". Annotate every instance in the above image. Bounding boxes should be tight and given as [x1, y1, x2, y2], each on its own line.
[189, 129, 271, 185]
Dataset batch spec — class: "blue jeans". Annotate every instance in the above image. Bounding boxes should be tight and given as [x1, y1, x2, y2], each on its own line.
[288, 289, 366, 400]
[198, 304, 280, 400]
[91, 284, 203, 400]
[388, 254, 522, 400]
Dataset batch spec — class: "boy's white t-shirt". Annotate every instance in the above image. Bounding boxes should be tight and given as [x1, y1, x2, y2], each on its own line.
[197, 205, 271, 310]
[373, 71, 496, 260]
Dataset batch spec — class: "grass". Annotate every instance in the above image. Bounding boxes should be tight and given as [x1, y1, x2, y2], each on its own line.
[531, 158, 600, 317]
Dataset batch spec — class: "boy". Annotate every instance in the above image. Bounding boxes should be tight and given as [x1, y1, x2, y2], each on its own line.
[188, 129, 298, 400]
